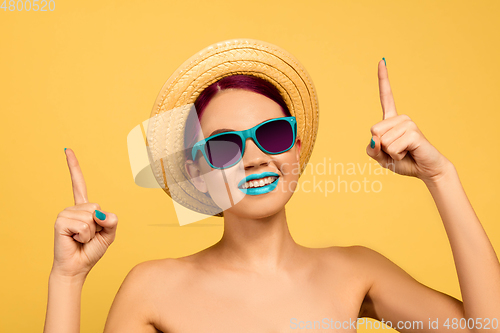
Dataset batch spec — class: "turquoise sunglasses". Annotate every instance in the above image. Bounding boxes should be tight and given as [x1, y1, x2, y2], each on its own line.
[191, 116, 297, 169]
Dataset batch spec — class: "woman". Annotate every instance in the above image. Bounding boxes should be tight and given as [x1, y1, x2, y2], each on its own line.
[44, 39, 500, 333]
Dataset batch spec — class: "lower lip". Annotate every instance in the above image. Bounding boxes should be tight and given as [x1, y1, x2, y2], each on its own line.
[238, 178, 279, 196]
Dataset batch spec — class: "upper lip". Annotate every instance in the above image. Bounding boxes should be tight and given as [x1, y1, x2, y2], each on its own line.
[238, 172, 280, 188]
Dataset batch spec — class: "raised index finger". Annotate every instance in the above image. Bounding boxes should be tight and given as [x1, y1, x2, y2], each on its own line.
[64, 148, 89, 205]
[378, 59, 398, 120]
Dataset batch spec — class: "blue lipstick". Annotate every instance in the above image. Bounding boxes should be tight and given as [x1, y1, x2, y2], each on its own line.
[237, 171, 280, 196]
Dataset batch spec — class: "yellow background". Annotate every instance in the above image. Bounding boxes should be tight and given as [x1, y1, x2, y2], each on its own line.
[1, 0, 499, 331]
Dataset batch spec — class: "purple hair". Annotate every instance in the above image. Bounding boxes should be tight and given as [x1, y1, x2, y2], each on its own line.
[184, 74, 292, 161]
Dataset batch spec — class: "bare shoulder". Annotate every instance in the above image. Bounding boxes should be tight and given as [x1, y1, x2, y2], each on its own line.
[340, 245, 410, 276]
[330, 245, 401, 276]
[324, 246, 465, 322]
[324, 244, 379, 256]
[325, 244, 434, 290]
[103, 258, 193, 333]
[133, 257, 191, 275]
[319, 245, 402, 319]
[315, 244, 386, 265]
[314, 245, 400, 287]
[298, 244, 387, 284]
[328, 244, 391, 261]
[132, 256, 197, 289]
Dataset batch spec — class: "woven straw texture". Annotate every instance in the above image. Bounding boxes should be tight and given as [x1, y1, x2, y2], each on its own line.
[146, 38, 319, 217]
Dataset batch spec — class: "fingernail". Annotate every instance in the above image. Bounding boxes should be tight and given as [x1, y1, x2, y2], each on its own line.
[370, 137, 375, 149]
[95, 210, 106, 220]
[64, 148, 67, 151]
[382, 57, 386, 66]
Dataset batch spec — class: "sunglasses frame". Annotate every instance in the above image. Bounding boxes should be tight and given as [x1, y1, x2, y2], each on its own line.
[191, 116, 297, 169]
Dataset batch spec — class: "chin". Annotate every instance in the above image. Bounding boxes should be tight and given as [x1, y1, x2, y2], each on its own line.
[229, 194, 291, 219]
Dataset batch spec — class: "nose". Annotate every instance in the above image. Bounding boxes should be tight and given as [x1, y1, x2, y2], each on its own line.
[242, 137, 271, 169]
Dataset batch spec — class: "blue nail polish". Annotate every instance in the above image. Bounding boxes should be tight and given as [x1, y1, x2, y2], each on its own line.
[64, 148, 67, 151]
[370, 137, 375, 149]
[95, 210, 106, 220]
[382, 57, 386, 66]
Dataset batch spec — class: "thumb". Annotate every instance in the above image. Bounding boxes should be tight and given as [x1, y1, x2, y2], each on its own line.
[93, 210, 118, 244]
[366, 136, 385, 165]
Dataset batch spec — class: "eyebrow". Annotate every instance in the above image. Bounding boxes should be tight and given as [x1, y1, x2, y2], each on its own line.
[209, 128, 234, 137]
[207, 118, 275, 138]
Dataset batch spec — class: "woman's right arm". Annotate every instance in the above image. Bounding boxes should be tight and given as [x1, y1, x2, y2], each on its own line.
[44, 272, 86, 333]
[43, 148, 118, 333]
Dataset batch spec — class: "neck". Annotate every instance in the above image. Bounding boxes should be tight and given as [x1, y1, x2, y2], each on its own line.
[212, 206, 301, 273]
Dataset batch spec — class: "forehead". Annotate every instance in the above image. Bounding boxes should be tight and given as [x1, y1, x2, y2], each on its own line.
[199, 89, 285, 137]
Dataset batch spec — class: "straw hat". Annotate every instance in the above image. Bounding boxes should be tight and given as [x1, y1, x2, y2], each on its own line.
[146, 38, 319, 217]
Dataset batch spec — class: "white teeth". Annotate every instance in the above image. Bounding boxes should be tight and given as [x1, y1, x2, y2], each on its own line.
[241, 176, 278, 189]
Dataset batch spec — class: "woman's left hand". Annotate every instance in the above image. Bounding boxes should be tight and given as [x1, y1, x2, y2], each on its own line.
[366, 59, 452, 184]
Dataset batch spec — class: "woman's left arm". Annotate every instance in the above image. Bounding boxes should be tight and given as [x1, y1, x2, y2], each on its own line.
[423, 157, 500, 323]
[363, 59, 500, 332]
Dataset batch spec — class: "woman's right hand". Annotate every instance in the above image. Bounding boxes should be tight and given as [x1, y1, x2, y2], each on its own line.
[51, 148, 118, 279]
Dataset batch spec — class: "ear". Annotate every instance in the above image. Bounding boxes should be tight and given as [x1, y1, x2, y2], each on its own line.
[185, 159, 208, 193]
[295, 137, 301, 162]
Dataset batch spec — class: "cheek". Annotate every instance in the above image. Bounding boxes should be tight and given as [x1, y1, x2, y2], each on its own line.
[203, 172, 233, 210]
[201, 163, 247, 210]
[276, 157, 301, 193]
[279, 150, 301, 176]
[196, 162, 227, 202]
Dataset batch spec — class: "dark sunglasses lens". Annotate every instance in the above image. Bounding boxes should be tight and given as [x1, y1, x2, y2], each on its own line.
[256, 119, 294, 153]
[205, 133, 242, 168]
